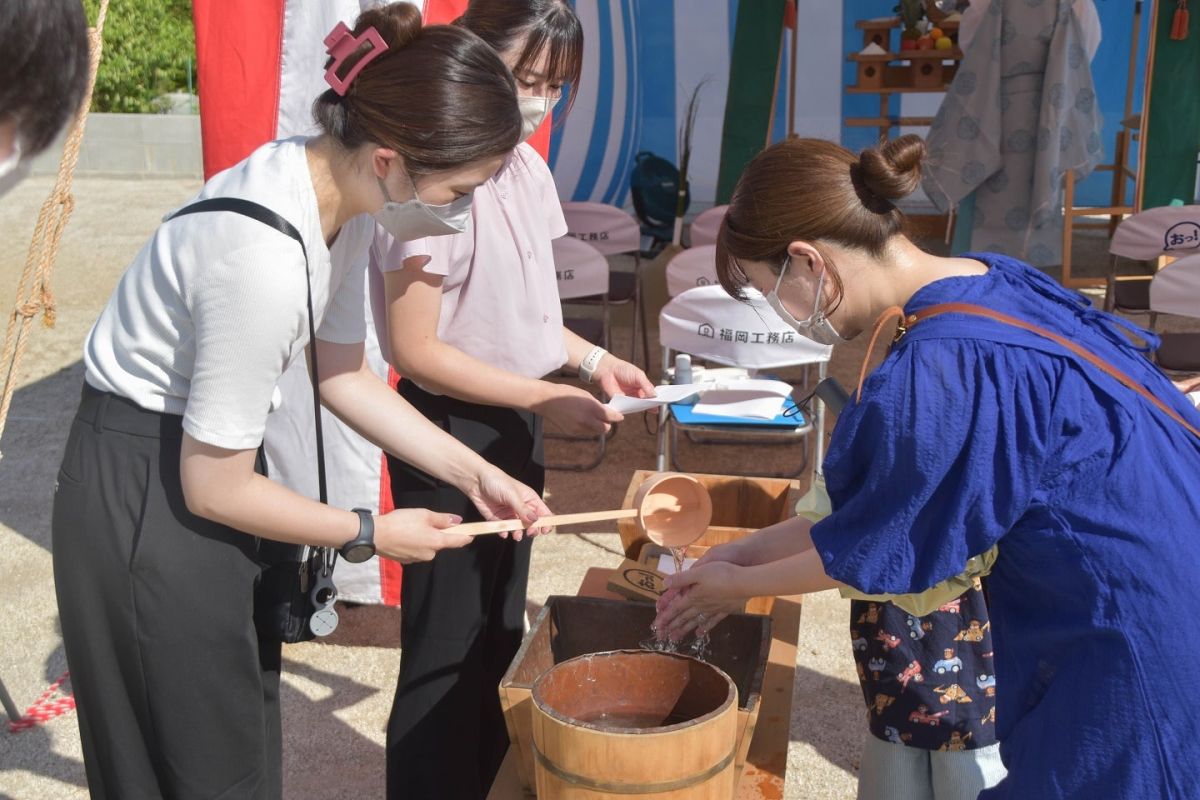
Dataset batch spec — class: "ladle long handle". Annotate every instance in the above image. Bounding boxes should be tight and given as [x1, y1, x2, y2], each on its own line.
[447, 508, 640, 536]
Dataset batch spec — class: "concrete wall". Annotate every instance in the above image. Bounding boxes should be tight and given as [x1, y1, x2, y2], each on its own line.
[30, 113, 202, 179]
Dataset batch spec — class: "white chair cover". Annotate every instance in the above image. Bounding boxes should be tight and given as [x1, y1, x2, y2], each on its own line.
[561, 201, 642, 256]
[1150, 252, 1200, 319]
[552, 235, 610, 300]
[1110, 205, 1200, 260]
[688, 204, 727, 248]
[659, 284, 831, 370]
[665, 245, 719, 298]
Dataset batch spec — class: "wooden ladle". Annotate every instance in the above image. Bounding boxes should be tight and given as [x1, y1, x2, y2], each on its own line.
[446, 472, 713, 549]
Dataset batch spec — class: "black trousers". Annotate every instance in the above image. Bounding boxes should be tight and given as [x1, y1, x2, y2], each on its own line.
[386, 381, 543, 800]
[52, 384, 282, 800]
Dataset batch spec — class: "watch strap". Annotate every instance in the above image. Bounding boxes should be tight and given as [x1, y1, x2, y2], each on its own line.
[579, 346, 608, 383]
[342, 507, 375, 558]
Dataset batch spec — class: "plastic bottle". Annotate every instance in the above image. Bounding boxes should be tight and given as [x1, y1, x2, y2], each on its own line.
[673, 354, 698, 405]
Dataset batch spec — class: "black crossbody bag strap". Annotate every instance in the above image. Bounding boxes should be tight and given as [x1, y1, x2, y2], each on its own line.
[167, 198, 336, 582]
[167, 197, 339, 642]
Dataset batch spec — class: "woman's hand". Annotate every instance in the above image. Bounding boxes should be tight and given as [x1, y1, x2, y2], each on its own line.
[652, 560, 749, 643]
[374, 508, 473, 563]
[593, 355, 656, 400]
[533, 383, 622, 436]
[464, 466, 553, 540]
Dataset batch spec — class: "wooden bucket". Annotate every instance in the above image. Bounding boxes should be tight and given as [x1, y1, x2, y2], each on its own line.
[501, 597, 771, 794]
[531, 650, 737, 799]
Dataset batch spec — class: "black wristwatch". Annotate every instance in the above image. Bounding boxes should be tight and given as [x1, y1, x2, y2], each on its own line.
[340, 508, 376, 563]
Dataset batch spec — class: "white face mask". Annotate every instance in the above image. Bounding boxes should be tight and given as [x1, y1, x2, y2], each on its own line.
[765, 256, 847, 346]
[373, 167, 473, 240]
[518, 95, 553, 141]
[0, 140, 32, 200]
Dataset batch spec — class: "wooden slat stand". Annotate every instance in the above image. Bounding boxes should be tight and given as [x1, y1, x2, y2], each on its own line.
[488, 568, 803, 800]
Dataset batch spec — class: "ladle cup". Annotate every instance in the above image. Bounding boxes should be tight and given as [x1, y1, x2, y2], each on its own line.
[445, 472, 713, 549]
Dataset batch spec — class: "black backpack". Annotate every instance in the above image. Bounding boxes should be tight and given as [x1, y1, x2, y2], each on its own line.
[629, 151, 690, 253]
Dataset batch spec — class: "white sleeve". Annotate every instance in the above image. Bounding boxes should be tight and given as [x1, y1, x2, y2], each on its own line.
[317, 257, 367, 344]
[184, 242, 307, 450]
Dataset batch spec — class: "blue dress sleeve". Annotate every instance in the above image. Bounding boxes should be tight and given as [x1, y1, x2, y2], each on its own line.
[811, 339, 1058, 594]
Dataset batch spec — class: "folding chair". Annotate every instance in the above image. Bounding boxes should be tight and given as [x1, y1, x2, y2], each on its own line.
[687, 205, 727, 248]
[1105, 205, 1200, 328]
[655, 284, 832, 479]
[1149, 252, 1200, 373]
[547, 235, 611, 470]
[664, 245, 719, 298]
[561, 201, 650, 367]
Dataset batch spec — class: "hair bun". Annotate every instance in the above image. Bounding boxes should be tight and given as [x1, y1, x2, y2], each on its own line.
[856, 134, 926, 205]
[356, 2, 422, 52]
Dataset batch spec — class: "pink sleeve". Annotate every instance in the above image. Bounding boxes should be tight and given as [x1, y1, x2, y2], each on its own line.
[520, 143, 567, 240]
[371, 224, 444, 276]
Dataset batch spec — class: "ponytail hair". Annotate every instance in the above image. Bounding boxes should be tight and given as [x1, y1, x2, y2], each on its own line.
[313, 4, 521, 174]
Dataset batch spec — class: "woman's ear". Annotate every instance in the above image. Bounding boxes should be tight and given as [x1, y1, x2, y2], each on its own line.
[786, 241, 824, 275]
[371, 147, 399, 181]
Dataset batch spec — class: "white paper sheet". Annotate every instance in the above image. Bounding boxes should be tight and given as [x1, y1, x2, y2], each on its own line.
[606, 383, 708, 414]
[607, 378, 794, 419]
[657, 554, 698, 575]
[691, 379, 793, 420]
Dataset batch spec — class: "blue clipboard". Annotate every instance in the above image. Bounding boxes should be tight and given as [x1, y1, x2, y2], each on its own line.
[668, 395, 805, 430]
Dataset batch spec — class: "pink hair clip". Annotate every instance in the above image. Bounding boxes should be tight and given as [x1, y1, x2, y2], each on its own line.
[323, 21, 389, 97]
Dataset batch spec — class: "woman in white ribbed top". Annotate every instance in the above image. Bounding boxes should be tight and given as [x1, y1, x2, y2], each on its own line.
[51, 8, 549, 799]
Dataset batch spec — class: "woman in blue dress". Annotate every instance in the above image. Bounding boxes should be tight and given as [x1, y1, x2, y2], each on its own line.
[653, 135, 1200, 799]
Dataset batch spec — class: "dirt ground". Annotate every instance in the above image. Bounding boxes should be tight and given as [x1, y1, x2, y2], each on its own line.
[0, 174, 1195, 800]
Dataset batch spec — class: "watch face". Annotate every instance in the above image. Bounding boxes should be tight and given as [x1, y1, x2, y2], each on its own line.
[342, 543, 375, 564]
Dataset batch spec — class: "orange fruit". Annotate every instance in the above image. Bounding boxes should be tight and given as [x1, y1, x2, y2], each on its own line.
[929, 27, 945, 40]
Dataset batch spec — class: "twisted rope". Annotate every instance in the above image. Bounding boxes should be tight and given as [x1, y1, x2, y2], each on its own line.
[7, 672, 75, 733]
[0, 0, 110, 457]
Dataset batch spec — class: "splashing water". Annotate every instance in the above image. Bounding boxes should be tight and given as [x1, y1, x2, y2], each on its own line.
[640, 545, 710, 660]
[669, 545, 687, 576]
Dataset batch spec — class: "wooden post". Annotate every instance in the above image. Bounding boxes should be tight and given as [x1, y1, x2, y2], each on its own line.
[788, 12, 797, 137]
[1135, 0, 1160, 212]
[1063, 169, 1076, 285]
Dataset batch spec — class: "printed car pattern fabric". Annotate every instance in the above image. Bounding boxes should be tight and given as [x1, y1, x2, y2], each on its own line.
[852, 583, 998, 751]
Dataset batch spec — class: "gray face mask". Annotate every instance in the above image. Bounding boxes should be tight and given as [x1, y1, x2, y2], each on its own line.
[765, 256, 847, 347]
[373, 167, 472, 240]
[0, 140, 32, 200]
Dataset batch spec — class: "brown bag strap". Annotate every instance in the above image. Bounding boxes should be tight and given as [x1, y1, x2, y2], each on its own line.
[854, 302, 1200, 440]
[855, 305, 908, 403]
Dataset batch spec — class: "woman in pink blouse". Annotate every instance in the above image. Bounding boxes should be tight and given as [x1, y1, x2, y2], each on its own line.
[372, 2, 654, 797]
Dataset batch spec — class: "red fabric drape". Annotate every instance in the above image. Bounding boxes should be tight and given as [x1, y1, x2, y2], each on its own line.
[193, 0, 285, 179]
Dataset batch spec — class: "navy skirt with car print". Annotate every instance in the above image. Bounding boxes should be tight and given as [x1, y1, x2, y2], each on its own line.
[851, 581, 997, 752]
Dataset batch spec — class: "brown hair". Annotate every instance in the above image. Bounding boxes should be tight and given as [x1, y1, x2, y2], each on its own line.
[313, 4, 521, 174]
[715, 135, 926, 312]
[455, 0, 584, 118]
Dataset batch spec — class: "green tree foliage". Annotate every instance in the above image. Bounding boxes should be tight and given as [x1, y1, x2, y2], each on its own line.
[82, 0, 196, 113]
